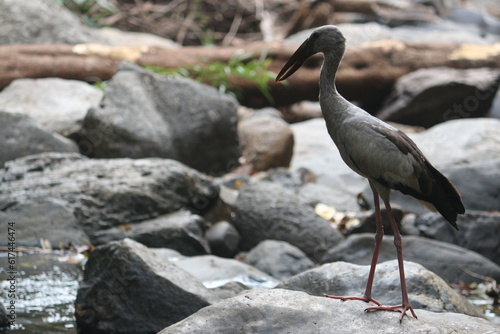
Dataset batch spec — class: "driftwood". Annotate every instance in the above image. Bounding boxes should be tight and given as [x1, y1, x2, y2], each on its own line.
[0, 41, 499, 108]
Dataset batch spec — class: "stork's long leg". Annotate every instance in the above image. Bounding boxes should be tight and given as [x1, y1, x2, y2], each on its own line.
[325, 183, 383, 306]
[365, 200, 418, 321]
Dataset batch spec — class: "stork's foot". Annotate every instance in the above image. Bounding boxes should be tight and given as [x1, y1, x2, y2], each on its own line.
[325, 295, 382, 306]
[365, 303, 418, 322]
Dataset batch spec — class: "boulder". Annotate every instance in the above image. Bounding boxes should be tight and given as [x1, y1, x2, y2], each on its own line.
[278, 261, 483, 317]
[408, 118, 500, 166]
[0, 78, 103, 137]
[205, 221, 241, 258]
[416, 211, 500, 265]
[388, 20, 500, 44]
[158, 289, 499, 334]
[238, 112, 294, 171]
[0, 153, 218, 246]
[0, 198, 89, 248]
[90, 210, 210, 255]
[231, 181, 344, 262]
[446, 6, 500, 36]
[0, 111, 79, 168]
[489, 88, 500, 119]
[98, 27, 180, 48]
[378, 67, 500, 128]
[0, 0, 105, 45]
[321, 234, 500, 284]
[441, 159, 500, 212]
[173, 254, 279, 289]
[75, 238, 218, 334]
[79, 62, 239, 174]
[245, 240, 315, 280]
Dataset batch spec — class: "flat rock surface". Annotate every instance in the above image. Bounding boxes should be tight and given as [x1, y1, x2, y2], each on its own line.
[159, 289, 500, 334]
[0, 111, 79, 168]
[0, 78, 102, 137]
[278, 261, 483, 317]
[0, 0, 106, 44]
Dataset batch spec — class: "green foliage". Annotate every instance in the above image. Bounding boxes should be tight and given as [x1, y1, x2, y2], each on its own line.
[145, 50, 276, 103]
[92, 81, 108, 91]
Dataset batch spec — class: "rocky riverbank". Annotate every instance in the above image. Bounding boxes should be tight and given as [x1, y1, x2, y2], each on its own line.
[1, 0, 500, 333]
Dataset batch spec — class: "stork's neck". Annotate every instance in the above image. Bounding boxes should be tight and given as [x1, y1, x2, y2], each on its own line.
[319, 50, 343, 96]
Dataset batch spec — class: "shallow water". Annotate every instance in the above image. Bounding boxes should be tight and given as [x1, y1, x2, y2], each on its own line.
[0, 252, 83, 333]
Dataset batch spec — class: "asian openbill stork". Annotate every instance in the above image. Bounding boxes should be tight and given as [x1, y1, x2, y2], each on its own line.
[276, 25, 465, 321]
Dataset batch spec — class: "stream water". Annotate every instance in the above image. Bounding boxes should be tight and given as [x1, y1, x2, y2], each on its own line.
[0, 252, 83, 333]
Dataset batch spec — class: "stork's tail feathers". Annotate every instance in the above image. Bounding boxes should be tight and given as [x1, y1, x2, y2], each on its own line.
[427, 164, 465, 230]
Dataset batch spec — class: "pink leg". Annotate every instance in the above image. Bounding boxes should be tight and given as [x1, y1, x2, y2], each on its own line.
[325, 184, 383, 306]
[365, 200, 418, 321]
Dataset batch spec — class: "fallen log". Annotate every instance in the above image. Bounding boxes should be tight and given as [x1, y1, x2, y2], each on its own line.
[0, 41, 499, 108]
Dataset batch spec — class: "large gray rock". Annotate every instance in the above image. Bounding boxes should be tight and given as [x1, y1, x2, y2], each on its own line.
[98, 27, 180, 48]
[205, 221, 241, 258]
[90, 210, 210, 255]
[416, 211, 500, 265]
[0, 111, 79, 168]
[238, 112, 294, 172]
[446, 6, 500, 36]
[0, 0, 105, 44]
[442, 159, 500, 212]
[408, 118, 500, 166]
[0, 78, 103, 137]
[79, 62, 239, 174]
[0, 198, 89, 248]
[278, 261, 483, 317]
[231, 181, 344, 262]
[378, 67, 500, 128]
[0, 153, 218, 246]
[159, 289, 499, 334]
[321, 234, 500, 284]
[75, 239, 218, 334]
[245, 240, 315, 280]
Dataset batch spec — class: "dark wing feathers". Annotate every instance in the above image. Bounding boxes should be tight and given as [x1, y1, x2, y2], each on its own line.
[372, 125, 464, 229]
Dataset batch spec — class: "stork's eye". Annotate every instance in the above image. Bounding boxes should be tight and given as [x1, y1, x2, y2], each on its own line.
[311, 32, 319, 40]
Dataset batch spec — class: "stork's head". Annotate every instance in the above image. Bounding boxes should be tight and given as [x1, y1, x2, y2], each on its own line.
[276, 25, 346, 82]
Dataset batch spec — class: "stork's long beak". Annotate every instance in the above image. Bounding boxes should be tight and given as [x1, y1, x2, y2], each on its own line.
[276, 38, 316, 82]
